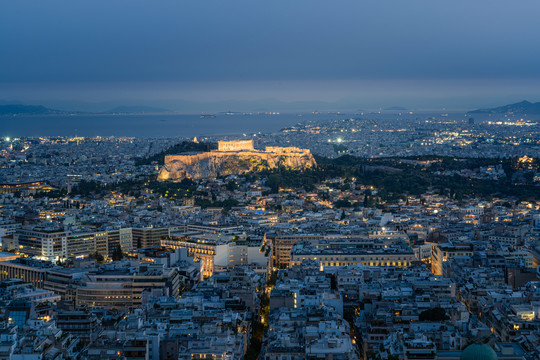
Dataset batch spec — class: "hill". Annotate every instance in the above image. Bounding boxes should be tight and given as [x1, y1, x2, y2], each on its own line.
[470, 100, 540, 114]
[157, 143, 316, 181]
[0, 104, 66, 115]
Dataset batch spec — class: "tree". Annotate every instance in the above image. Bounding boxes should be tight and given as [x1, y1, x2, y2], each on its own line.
[524, 171, 534, 183]
[112, 245, 124, 261]
[226, 180, 237, 191]
[134, 141, 217, 166]
[329, 274, 337, 290]
[419, 307, 449, 321]
[334, 199, 352, 208]
[267, 270, 278, 287]
[89, 251, 105, 263]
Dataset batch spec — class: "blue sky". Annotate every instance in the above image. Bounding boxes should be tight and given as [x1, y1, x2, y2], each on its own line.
[1, 0, 540, 110]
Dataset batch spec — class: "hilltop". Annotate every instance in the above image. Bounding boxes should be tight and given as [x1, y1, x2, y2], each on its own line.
[470, 100, 540, 114]
[0, 103, 171, 115]
[0, 104, 68, 115]
[158, 140, 316, 181]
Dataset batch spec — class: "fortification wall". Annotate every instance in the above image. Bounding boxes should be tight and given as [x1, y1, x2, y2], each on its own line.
[164, 153, 213, 166]
[265, 146, 310, 154]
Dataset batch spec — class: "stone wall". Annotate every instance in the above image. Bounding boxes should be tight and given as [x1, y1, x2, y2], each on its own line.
[265, 146, 310, 154]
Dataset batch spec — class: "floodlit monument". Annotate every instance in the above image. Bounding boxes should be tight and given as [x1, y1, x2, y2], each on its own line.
[217, 140, 255, 152]
[158, 140, 316, 181]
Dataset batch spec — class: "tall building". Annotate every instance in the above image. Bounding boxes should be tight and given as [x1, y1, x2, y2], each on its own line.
[15, 226, 70, 260]
[268, 234, 323, 268]
[290, 238, 416, 269]
[0, 258, 53, 288]
[94, 231, 108, 257]
[163, 233, 270, 278]
[75, 262, 180, 310]
[14, 225, 100, 261]
[55, 306, 100, 341]
[107, 227, 133, 256]
[0, 218, 21, 246]
[431, 242, 474, 275]
[132, 226, 171, 249]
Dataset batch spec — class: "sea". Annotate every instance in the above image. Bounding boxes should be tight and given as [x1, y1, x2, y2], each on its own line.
[0, 113, 342, 138]
[1, 111, 519, 139]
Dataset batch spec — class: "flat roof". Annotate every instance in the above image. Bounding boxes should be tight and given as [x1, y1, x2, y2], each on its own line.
[0, 252, 19, 258]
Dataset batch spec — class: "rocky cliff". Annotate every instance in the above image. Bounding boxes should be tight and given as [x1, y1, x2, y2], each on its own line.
[157, 150, 316, 181]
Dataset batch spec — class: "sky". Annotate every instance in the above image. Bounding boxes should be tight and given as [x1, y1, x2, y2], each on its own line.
[1, 0, 540, 111]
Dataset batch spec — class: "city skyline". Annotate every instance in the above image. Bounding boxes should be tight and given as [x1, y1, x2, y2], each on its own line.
[0, 2, 539, 359]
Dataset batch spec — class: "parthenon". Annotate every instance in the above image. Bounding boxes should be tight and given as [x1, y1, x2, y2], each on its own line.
[217, 140, 254, 152]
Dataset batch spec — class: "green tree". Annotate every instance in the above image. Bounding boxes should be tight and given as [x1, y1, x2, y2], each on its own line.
[134, 141, 217, 166]
[89, 251, 105, 263]
[419, 307, 449, 321]
[524, 171, 534, 183]
[112, 245, 124, 261]
[334, 199, 352, 208]
[226, 180, 237, 191]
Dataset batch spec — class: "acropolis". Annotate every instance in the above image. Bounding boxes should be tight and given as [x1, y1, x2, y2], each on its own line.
[158, 140, 316, 181]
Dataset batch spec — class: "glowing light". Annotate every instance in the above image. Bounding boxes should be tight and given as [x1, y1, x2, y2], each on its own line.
[337, 138, 343, 143]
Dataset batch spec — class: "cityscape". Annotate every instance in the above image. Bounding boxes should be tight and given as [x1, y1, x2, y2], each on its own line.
[1, 1, 540, 360]
[0, 109, 539, 359]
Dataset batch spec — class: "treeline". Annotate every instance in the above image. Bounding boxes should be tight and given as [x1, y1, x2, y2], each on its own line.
[70, 178, 150, 197]
[194, 198, 239, 210]
[134, 141, 217, 166]
[316, 154, 539, 173]
[70, 154, 538, 202]
[71, 177, 206, 200]
[260, 164, 429, 199]
[260, 155, 539, 201]
[148, 178, 198, 198]
[70, 180, 104, 196]
[32, 189, 67, 199]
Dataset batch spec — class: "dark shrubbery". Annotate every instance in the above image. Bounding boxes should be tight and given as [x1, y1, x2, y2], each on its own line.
[135, 141, 217, 166]
[419, 307, 449, 322]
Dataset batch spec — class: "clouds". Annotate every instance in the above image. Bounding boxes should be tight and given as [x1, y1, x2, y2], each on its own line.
[0, 0, 539, 108]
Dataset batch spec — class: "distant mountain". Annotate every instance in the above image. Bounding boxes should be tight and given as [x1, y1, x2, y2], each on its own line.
[107, 106, 171, 114]
[0, 104, 67, 115]
[470, 100, 540, 114]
